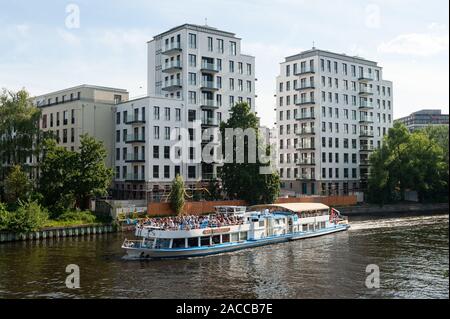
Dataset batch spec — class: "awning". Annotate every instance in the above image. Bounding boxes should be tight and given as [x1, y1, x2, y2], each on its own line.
[248, 203, 329, 213]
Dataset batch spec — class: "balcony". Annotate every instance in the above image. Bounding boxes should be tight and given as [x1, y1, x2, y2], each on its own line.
[125, 153, 146, 163]
[296, 158, 316, 166]
[296, 112, 316, 121]
[125, 115, 146, 125]
[125, 134, 146, 143]
[359, 130, 374, 138]
[200, 99, 219, 109]
[297, 127, 315, 135]
[296, 83, 316, 91]
[295, 67, 315, 76]
[296, 99, 316, 106]
[297, 173, 316, 181]
[161, 42, 182, 55]
[162, 79, 182, 91]
[125, 173, 145, 183]
[200, 62, 220, 74]
[200, 80, 219, 91]
[358, 72, 374, 82]
[359, 101, 374, 110]
[201, 117, 219, 127]
[162, 60, 182, 73]
[202, 173, 218, 181]
[359, 116, 374, 124]
[360, 159, 370, 166]
[359, 144, 374, 152]
[297, 144, 316, 151]
[359, 87, 374, 96]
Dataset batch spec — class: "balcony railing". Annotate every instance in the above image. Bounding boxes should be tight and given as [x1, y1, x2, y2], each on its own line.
[297, 144, 315, 150]
[359, 130, 374, 138]
[125, 115, 146, 124]
[126, 173, 145, 182]
[296, 99, 316, 106]
[202, 173, 218, 180]
[162, 42, 182, 55]
[359, 101, 373, 109]
[297, 127, 315, 135]
[125, 153, 146, 162]
[162, 79, 182, 91]
[359, 144, 374, 151]
[359, 87, 373, 95]
[298, 173, 316, 180]
[360, 159, 370, 166]
[296, 112, 315, 120]
[296, 82, 315, 91]
[296, 158, 316, 165]
[162, 60, 182, 72]
[201, 62, 219, 73]
[359, 116, 374, 123]
[358, 72, 374, 81]
[295, 67, 315, 75]
[125, 134, 146, 143]
[200, 80, 219, 91]
[201, 118, 218, 126]
[200, 99, 219, 109]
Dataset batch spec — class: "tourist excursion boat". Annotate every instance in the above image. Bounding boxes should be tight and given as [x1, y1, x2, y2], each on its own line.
[122, 203, 350, 259]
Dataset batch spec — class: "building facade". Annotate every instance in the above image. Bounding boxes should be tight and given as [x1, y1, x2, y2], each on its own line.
[395, 109, 449, 131]
[34, 85, 129, 167]
[114, 24, 256, 200]
[275, 49, 393, 196]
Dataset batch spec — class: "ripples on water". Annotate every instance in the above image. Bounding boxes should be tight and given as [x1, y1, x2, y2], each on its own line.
[0, 213, 448, 299]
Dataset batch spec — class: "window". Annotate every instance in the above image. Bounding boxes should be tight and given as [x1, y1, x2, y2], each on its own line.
[116, 130, 120, 142]
[189, 33, 196, 49]
[153, 146, 159, 159]
[164, 146, 170, 159]
[188, 72, 196, 85]
[207, 36, 213, 51]
[189, 91, 197, 104]
[153, 126, 160, 139]
[188, 166, 196, 179]
[230, 41, 236, 55]
[217, 39, 224, 53]
[188, 54, 196, 67]
[229, 60, 234, 73]
[188, 110, 196, 122]
[175, 108, 181, 121]
[154, 106, 160, 120]
[246, 63, 252, 75]
[165, 127, 170, 140]
[153, 166, 159, 178]
[164, 107, 170, 121]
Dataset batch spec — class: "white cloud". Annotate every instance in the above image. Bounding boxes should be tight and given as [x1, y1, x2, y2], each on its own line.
[378, 27, 449, 56]
[57, 29, 81, 46]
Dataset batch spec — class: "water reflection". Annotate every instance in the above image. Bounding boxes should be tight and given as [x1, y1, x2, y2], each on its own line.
[0, 214, 448, 299]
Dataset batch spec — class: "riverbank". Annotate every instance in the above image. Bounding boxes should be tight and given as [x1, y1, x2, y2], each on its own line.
[338, 202, 449, 216]
[0, 223, 116, 243]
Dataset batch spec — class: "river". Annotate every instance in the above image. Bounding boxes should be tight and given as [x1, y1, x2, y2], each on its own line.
[0, 213, 448, 299]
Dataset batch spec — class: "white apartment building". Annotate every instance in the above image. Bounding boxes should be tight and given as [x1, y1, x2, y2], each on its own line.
[114, 24, 256, 200]
[34, 85, 129, 167]
[275, 49, 393, 196]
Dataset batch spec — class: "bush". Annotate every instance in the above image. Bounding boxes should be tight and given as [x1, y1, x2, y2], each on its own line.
[57, 210, 97, 224]
[7, 200, 49, 233]
[0, 203, 10, 231]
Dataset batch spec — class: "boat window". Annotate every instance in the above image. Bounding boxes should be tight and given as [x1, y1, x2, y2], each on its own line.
[259, 220, 265, 227]
[188, 237, 199, 247]
[302, 224, 308, 232]
[172, 238, 186, 249]
[239, 231, 248, 241]
[231, 233, 239, 242]
[212, 235, 221, 245]
[222, 233, 230, 243]
[200, 236, 211, 246]
[154, 238, 171, 249]
[275, 219, 280, 225]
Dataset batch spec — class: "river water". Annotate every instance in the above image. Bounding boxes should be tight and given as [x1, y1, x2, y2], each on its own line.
[0, 213, 448, 299]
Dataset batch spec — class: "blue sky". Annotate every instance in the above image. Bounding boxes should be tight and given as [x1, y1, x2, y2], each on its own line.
[0, 0, 448, 127]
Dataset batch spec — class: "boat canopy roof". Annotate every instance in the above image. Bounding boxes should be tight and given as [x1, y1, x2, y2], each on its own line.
[249, 203, 329, 213]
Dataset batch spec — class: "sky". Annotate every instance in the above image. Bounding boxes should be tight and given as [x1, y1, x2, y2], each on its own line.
[0, 0, 448, 127]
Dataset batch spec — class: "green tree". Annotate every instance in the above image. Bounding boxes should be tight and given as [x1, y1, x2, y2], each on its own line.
[0, 203, 9, 231]
[368, 122, 448, 204]
[38, 135, 112, 214]
[74, 134, 113, 209]
[4, 165, 32, 205]
[206, 179, 223, 201]
[169, 175, 185, 215]
[219, 102, 280, 205]
[0, 89, 49, 200]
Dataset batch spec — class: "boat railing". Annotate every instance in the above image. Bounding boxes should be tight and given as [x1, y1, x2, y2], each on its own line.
[122, 239, 152, 249]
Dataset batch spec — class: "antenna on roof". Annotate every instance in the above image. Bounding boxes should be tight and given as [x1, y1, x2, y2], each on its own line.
[205, 18, 208, 26]
[312, 41, 316, 50]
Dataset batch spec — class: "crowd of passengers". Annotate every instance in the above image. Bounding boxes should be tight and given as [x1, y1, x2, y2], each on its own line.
[138, 214, 245, 230]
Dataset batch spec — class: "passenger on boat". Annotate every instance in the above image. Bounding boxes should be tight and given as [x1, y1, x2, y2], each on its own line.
[138, 214, 244, 231]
